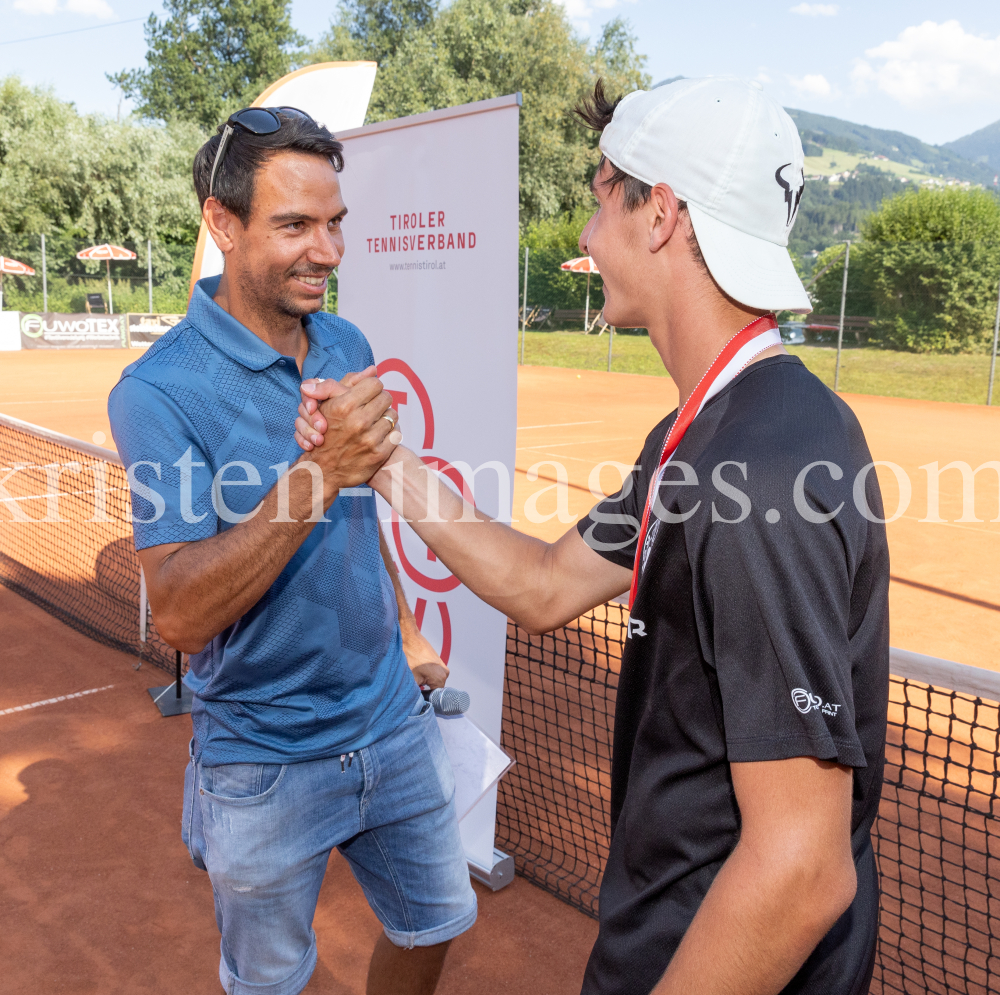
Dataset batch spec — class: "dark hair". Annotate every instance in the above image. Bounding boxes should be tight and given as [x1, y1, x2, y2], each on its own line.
[193, 111, 345, 226]
[576, 79, 707, 272]
[576, 79, 653, 213]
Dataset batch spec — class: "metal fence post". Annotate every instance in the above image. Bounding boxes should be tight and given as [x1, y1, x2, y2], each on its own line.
[834, 241, 851, 392]
[147, 239, 153, 313]
[41, 233, 47, 312]
[607, 326, 614, 373]
[988, 275, 1000, 406]
[520, 246, 529, 366]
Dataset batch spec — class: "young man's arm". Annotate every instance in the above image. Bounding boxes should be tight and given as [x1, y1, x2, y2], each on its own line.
[377, 521, 450, 690]
[370, 445, 631, 633]
[653, 757, 857, 995]
[139, 376, 396, 654]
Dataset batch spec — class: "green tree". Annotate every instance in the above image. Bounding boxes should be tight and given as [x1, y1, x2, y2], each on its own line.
[0, 76, 203, 312]
[809, 186, 1000, 352]
[109, 0, 306, 129]
[311, 0, 650, 222]
[519, 205, 602, 317]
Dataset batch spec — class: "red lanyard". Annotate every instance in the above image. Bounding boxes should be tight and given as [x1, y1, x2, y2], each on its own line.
[627, 313, 781, 609]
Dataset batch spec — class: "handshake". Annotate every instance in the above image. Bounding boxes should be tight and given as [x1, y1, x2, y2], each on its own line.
[291, 365, 402, 494]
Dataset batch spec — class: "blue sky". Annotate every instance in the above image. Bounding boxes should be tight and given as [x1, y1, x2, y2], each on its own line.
[1, 0, 999, 145]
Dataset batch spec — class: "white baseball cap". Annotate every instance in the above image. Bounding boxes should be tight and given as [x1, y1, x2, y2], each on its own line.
[599, 76, 812, 313]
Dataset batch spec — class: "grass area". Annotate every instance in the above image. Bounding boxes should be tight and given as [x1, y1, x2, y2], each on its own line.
[803, 147, 930, 182]
[519, 331, 997, 405]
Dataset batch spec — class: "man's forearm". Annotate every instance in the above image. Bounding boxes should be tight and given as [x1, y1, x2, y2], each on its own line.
[146, 458, 339, 653]
[370, 447, 630, 632]
[371, 448, 559, 623]
[652, 836, 857, 995]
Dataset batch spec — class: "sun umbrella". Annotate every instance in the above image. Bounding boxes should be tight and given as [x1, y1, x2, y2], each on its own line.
[560, 256, 600, 331]
[76, 243, 137, 315]
[0, 256, 36, 311]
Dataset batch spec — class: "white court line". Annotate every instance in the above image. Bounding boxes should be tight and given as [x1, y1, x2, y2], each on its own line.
[516, 421, 603, 430]
[516, 436, 638, 451]
[0, 684, 115, 717]
[0, 398, 107, 405]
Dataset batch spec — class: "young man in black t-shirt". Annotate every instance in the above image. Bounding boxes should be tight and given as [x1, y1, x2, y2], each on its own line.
[295, 77, 889, 995]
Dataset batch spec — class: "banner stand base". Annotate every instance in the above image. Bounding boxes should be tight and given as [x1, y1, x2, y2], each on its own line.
[148, 684, 194, 717]
[468, 849, 515, 891]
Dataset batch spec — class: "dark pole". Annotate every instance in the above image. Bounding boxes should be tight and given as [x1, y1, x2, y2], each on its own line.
[175, 650, 182, 698]
[833, 241, 851, 392]
[988, 274, 1000, 406]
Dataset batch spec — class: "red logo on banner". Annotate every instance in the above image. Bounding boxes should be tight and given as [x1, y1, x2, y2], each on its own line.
[377, 359, 472, 663]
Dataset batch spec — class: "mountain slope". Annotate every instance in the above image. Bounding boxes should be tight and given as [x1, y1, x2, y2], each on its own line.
[942, 119, 1000, 172]
[785, 108, 994, 185]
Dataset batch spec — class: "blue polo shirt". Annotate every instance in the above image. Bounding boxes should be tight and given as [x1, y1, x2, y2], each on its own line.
[108, 276, 419, 766]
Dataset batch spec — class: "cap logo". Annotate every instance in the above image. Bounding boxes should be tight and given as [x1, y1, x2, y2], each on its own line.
[775, 164, 805, 227]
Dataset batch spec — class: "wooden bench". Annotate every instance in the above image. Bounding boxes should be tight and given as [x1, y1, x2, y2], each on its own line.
[806, 314, 873, 344]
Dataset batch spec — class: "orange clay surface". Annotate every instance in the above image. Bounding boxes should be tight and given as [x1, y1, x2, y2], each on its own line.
[1, 348, 998, 670]
[0, 585, 597, 995]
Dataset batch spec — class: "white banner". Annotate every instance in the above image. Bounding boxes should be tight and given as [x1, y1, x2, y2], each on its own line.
[337, 95, 521, 869]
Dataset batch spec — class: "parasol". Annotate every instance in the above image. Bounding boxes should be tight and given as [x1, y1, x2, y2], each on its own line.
[560, 256, 600, 330]
[0, 256, 36, 311]
[76, 243, 137, 315]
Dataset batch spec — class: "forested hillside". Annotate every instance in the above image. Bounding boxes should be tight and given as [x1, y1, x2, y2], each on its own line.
[787, 107, 994, 185]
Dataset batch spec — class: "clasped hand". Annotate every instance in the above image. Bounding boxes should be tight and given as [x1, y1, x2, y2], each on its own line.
[295, 366, 399, 493]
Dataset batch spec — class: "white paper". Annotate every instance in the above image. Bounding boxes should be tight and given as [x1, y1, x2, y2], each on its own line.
[436, 714, 514, 822]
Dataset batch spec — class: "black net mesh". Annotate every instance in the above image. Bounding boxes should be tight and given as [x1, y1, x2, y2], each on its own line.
[873, 677, 1000, 995]
[0, 417, 174, 672]
[499, 607, 1000, 995]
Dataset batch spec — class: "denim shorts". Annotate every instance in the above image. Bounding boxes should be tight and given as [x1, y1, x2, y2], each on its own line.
[181, 699, 477, 995]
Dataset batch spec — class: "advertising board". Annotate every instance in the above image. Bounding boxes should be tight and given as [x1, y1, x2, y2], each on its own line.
[19, 312, 125, 349]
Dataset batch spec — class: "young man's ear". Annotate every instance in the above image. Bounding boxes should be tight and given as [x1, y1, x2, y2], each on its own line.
[648, 183, 680, 253]
[203, 198, 236, 254]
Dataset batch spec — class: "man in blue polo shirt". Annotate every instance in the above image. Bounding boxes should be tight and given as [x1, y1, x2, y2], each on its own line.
[108, 108, 476, 995]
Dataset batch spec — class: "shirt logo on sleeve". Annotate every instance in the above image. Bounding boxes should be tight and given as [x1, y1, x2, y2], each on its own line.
[791, 688, 841, 717]
[627, 617, 647, 639]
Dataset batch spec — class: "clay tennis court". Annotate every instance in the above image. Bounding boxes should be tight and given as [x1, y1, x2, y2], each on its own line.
[2, 346, 999, 993]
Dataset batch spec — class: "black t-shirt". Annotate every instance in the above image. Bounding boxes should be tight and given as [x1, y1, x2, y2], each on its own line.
[577, 356, 889, 995]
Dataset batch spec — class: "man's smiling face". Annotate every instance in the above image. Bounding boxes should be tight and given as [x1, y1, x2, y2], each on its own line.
[228, 151, 347, 321]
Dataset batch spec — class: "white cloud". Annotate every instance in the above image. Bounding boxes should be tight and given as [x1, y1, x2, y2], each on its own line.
[556, 0, 636, 34]
[12, 0, 60, 13]
[65, 0, 114, 17]
[790, 3, 839, 16]
[852, 20, 1000, 106]
[13, 0, 113, 15]
[789, 74, 832, 97]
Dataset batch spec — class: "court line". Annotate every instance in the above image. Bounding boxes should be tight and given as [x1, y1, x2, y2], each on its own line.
[0, 399, 107, 405]
[1, 685, 115, 717]
[517, 436, 640, 451]
[517, 421, 603, 430]
[515, 468, 597, 495]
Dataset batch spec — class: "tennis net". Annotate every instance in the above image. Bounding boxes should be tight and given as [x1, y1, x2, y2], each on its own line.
[498, 606, 1000, 995]
[0, 412, 173, 672]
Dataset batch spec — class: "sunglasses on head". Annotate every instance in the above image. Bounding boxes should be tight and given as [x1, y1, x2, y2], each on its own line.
[208, 106, 316, 200]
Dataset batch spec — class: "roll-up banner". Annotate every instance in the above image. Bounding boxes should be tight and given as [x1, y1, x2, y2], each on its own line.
[18, 312, 126, 349]
[336, 94, 521, 872]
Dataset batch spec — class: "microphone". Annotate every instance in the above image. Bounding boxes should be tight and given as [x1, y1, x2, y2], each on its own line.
[423, 686, 471, 716]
